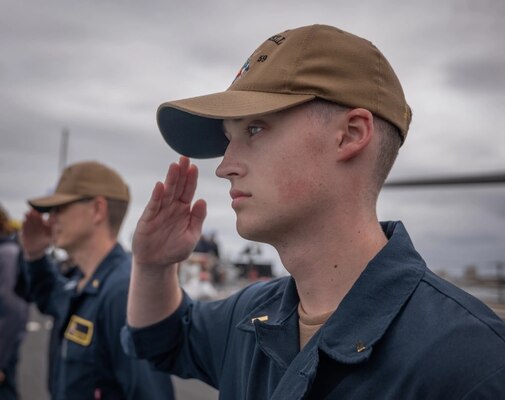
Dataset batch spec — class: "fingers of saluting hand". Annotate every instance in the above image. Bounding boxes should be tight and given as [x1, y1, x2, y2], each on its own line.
[180, 161, 199, 204]
[189, 199, 207, 234]
[23, 210, 45, 230]
[139, 157, 200, 223]
[24, 209, 38, 221]
[138, 181, 165, 224]
[21, 210, 52, 255]
[172, 156, 190, 201]
[163, 156, 198, 206]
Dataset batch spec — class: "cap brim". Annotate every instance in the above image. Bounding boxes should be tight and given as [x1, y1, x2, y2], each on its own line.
[157, 90, 315, 159]
[28, 194, 85, 213]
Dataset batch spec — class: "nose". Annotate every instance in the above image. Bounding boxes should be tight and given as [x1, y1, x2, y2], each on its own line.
[215, 140, 246, 179]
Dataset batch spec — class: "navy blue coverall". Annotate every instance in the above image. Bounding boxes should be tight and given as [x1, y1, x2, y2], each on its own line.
[28, 244, 174, 400]
[123, 221, 505, 399]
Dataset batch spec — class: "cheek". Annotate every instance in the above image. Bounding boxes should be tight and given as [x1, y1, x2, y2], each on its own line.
[304, 127, 329, 157]
[273, 140, 327, 203]
[273, 164, 319, 204]
[263, 121, 332, 204]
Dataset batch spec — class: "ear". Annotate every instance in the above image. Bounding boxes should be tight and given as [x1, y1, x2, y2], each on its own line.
[336, 108, 374, 162]
[91, 196, 108, 225]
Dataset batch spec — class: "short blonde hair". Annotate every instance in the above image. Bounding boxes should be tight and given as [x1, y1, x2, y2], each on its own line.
[106, 199, 129, 238]
[307, 99, 402, 197]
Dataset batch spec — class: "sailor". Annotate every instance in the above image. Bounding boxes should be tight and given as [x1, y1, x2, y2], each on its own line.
[22, 161, 175, 399]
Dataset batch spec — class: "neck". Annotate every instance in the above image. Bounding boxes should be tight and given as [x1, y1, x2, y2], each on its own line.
[274, 208, 387, 316]
[69, 233, 117, 282]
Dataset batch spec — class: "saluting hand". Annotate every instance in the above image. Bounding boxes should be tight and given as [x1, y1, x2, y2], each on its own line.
[21, 209, 53, 260]
[132, 156, 207, 268]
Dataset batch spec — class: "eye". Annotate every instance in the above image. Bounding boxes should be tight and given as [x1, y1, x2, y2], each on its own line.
[247, 125, 263, 136]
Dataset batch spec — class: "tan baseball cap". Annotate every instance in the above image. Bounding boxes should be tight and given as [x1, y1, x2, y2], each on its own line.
[157, 24, 412, 159]
[28, 161, 130, 212]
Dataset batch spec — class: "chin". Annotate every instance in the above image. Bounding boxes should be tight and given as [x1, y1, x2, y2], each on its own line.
[237, 219, 258, 240]
[236, 220, 276, 245]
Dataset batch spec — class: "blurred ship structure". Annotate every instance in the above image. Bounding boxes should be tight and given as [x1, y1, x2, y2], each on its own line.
[385, 171, 505, 319]
[435, 261, 505, 319]
[179, 233, 274, 301]
[232, 242, 274, 281]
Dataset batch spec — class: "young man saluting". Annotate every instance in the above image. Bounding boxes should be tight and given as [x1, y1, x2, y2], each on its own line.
[123, 25, 505, 399]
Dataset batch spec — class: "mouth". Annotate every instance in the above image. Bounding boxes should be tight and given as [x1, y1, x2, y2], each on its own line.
[230, 189, 251, 208]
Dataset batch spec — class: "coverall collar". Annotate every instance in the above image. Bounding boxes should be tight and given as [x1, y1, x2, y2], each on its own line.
[78, 243, 126, 295]
[237, 221, 426, 369]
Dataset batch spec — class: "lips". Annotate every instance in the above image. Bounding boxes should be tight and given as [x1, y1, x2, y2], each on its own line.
[230, 189, 251, 207]
[230, 189, 251, 199]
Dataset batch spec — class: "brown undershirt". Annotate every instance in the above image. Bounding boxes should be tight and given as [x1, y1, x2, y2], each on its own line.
[298, 302, 334, 350]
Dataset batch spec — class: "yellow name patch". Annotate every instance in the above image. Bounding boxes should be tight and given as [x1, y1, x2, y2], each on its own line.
[64, 315, 94, 346]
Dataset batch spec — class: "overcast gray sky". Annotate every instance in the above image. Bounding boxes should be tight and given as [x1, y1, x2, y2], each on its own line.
[1, 0, 504, 276]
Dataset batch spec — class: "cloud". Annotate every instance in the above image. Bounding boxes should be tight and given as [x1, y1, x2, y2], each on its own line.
[446, 57, 505, 94]
[1, 0, 504, 278]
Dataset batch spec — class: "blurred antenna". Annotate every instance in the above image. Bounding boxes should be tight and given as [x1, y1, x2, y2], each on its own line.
[59, 128, 70, 173]
[384, 172, 505, 188]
